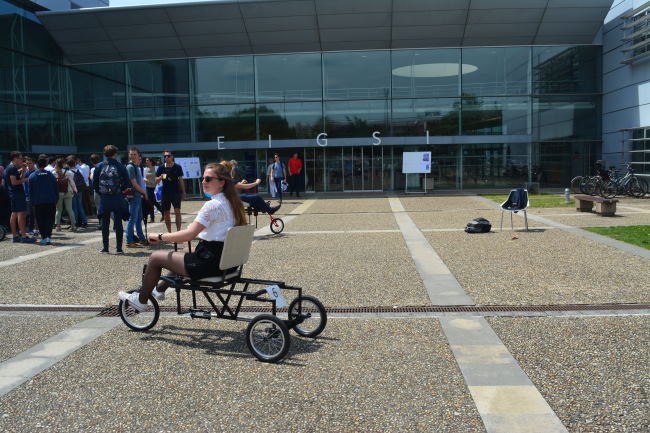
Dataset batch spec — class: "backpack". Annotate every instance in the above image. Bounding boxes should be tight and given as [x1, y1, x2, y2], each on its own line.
[465, 217, 492, 233]
[98, 163, 121, 195]
[56, 172, 69, 193]
[70, 169, 87, 193]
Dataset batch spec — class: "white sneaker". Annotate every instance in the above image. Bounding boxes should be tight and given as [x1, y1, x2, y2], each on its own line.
[152, 289, 165, 302]
[118, 291, 148, 312]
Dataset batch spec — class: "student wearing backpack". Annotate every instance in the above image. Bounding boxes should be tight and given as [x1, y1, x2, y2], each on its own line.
[68, 156, 88, 229]
[54, 158, 77, 231]
[28, 155, 58, 245]
[125, 147, 148, 248]
[93, 145, 129, 254]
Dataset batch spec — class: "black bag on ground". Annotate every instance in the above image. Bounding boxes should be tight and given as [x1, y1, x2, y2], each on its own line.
[465, 217, 491, 233]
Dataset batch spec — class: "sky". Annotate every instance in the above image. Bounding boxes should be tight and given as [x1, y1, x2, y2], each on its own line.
[110, 0, 216, 7]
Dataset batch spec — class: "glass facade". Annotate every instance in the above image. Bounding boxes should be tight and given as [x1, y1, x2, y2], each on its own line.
[0, 0, 603, 189]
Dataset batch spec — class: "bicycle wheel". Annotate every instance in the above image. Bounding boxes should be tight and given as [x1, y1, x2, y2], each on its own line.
[600, 181, 617, 199]
[627, 177, 645, 198]
[288, 295, 327, 338]
[570, 176, 583, 194]
[0, 226, 6, 242]
[270, 218, 284, 234]
[579, 177, 590, 194]
[246, 314, 290, 363]
[119, 291, 160, 331]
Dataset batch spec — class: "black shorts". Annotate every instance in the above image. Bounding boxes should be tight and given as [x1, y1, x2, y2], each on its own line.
[161, 193, 181, 212]
[184, 240, 237, 281]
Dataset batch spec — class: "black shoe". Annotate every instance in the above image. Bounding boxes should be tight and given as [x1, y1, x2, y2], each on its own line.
[269, 205, 281, 215]
[99, 249, 109, 254]
[115, 249, 124, 255]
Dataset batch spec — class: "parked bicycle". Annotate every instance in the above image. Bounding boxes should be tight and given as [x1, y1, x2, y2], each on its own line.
[600, 163, 648, 199]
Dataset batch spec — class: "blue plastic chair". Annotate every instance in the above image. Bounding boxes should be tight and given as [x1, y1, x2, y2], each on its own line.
[500, 188, 529, 231]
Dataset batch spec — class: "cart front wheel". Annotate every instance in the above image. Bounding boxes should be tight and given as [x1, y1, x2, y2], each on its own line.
[119, 291, 159, 331]
[246, 314, 290, 363]
[288, 295, 327, 337]
[270, 218, 284, 234]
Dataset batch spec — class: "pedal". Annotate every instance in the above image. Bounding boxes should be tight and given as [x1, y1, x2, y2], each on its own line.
[189, 308, 212, 320]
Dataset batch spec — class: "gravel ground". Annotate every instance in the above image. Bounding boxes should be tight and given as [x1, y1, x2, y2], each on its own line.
[243, 233, 430, 307]
[399, 196, 487, 211]
[0, 315, 86, 362]
[424, 229, 650, 305]
[489, 316, 650, 433]
[285, 213, 398, 231]
[0, 239, 204, 306]
[304, 197, 392, 214]
[0, 318, 485, 433]
[409, 209, 544, 230]
[542, 213, 650, 227]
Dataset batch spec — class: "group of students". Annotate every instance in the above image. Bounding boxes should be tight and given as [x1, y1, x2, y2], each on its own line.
[1, 146, 186, 250]
[91, 145, 186, 254]
[1, 151, 91, 244]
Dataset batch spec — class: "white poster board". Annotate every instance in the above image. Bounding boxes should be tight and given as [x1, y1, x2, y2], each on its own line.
[402, 152, 431, 174]
[174, 157, 201, 179]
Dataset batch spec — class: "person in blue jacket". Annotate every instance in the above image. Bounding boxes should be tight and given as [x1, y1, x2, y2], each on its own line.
[92, 145, 130, 254]
[28, 154, 58, 245]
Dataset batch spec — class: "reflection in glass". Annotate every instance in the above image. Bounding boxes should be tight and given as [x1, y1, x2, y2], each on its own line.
[537, 141, 599, 186]
[132, 106, 190, 144]
[461, 96, 530, 135]
[27, 107, 64, 147]
[461, 47, 530, 96]
[255, 53, 322, 102]
[196, 104, 255, 142]
[127, 60, 189, 107]
[71, 63, 127, 110]
[74, 109, 128, 150]
[392, 98, 459, 136]
[533, 46, 601, 94]
[462, 143, 528, 188]
[194, 57, 254, 104]
[324, 100, 389, 138]
[324, 51, 390, 100]
[533, 96, 599, 141]
[391, 49, 460, 98]
[258, 102, 322, 139]
[325, 147, 342, 191]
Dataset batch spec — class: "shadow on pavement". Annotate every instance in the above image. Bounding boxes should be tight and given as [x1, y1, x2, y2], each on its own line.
[139, 323, 332, 365]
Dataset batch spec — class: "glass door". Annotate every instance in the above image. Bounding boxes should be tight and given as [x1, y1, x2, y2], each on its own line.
[371, 146, 383, 191]
[325, 147, 343, 191]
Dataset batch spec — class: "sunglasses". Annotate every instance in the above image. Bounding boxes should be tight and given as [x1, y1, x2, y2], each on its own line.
[200, 176, 222, 183]
[164, 155, 173, 158]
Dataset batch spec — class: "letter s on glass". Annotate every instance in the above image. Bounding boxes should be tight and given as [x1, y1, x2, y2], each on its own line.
[372, 131, 381, 146]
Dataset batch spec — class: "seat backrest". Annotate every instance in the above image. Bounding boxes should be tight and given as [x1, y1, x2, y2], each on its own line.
[511, 188, 529, 209]
[502, 188, 529, 210]
[219, 224, 255, 270]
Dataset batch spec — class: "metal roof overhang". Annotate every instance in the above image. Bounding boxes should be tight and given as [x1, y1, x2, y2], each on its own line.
[36, 0, 613, 64]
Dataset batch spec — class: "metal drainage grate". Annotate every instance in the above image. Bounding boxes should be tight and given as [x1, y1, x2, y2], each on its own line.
[92, 303, 650, 316]
[1, 303, 648, 316]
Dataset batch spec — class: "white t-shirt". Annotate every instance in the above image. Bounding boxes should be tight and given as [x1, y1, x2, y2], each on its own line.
[79, 163, 90, 185]
[194, 193, 236, 242]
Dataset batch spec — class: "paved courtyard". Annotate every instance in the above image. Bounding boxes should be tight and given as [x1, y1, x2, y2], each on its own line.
[0, 193, 648, 432]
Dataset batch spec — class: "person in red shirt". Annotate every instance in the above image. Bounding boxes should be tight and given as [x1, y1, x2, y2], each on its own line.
[287, 152, 302, 197]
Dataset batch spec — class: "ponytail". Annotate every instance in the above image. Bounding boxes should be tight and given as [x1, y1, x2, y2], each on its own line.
[205, 163, 247, 226]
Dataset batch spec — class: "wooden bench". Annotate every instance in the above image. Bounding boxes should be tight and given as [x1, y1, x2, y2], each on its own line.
[574, 195, 619, 216]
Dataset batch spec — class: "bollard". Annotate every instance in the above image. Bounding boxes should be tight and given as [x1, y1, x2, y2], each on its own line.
[564, 187, 571, 203]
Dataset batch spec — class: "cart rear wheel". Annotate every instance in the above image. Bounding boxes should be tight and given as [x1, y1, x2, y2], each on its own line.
[288, 295, 327, 337]
[270, 218, 284, 234]
[119, 291, 159, 331]
[246, 314, 290, 363]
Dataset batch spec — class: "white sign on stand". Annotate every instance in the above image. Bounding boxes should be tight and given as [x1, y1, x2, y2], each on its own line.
[264, 285, 288, 307]
[402, 152, 432, 193]
[175, 157, 202, 179]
